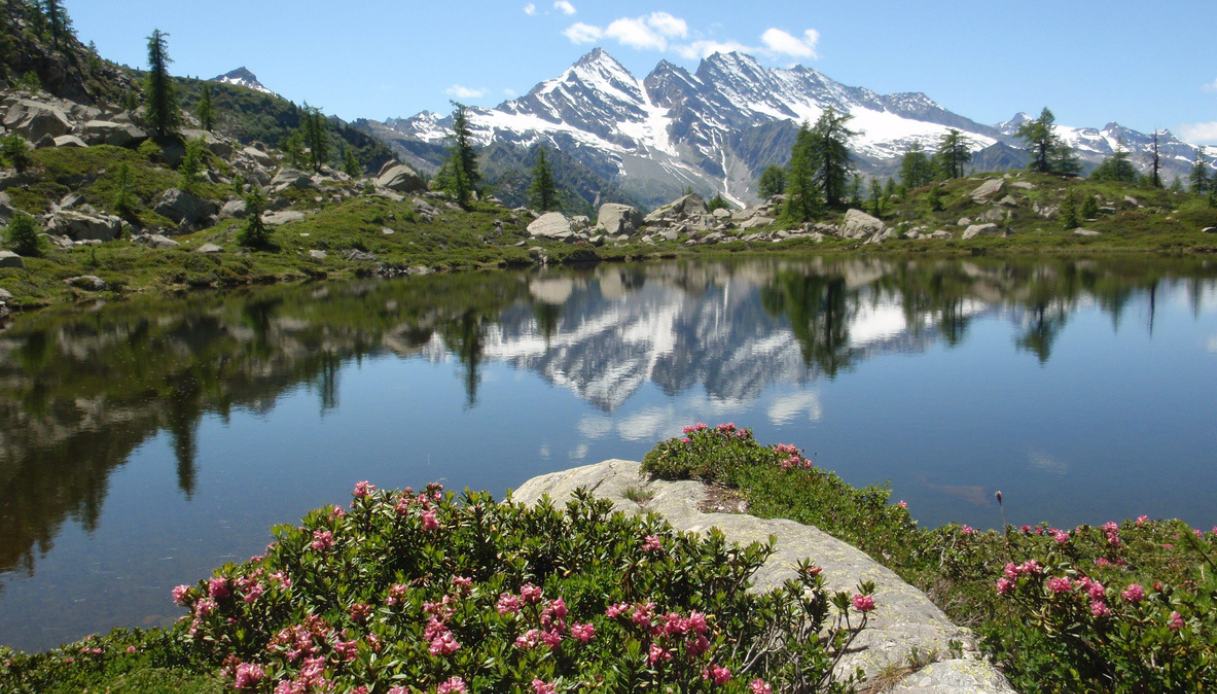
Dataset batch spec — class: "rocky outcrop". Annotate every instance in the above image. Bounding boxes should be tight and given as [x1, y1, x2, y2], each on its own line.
[527, 212, 573, 240]
[0, 251, 24, 268]
[270, 168, 316, 194]
[513, 460, 1016, 693]
[962, 223, 1003, 240]
[596, 203, 641, 235]
[375, 163, 425, 193]
[646, 193, 708, 222]
[970, 178, 1005, 204]
[840, 209, 885, 239]
[45, 210, 123, 241]
[154, 188, 217, 229]
[79, 120, 146, 147]
[2, 98, 72, 141]
[262, 210, 307, 226]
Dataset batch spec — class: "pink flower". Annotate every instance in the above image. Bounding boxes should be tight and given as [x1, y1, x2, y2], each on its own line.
[750, 679, 773, 694]
[194, 597, 217, 617]
[852, 594, 876, 612]
[428, 632, 461, 656]
[605, 602, 629, 618]
[688, 634, 710, 656]
[387, 689, 409, 694]
[648, 643, 672, 665]
[421, 510, 439, 531]
[437, 677, 468, 694]
[702, 663, 732, 685]
[687, 611, 708, 634]
[995, 578, 1015, 596]
[1090, 600, 1112, 618]
[1169, 611, 1185, 631]
[681, 437, 691, 444]
[333, 639, 358, 661]
[1136, 514, 1149, 525]
[1052, 529, 1070, 544]
[329, 505, 346, 519]
[349, 603, 372, 623]
[531, 680, 556, 694]
[452, 575, 473, 591]
[125, 645, 137, 654]
[352, 480, 375, 498]
[172, 584, 191, 606]
[233, 662, 264, 689]
[961, 525, 976, 536]
[898, 500, 908, 509]
[497, 593, 521, 615]
[1046, 577, 1072, 594]
[309, 530, 334, 552]
[1122, 583, 1145, 604]
[242, 582, 265, 604]
[642, 535, 663, 553]
[570, 622, 595, 643]
[514, 629, 542, 650]
[386, 583, 408, 607]
[520, 583, 543, 604]
[208, 577, 231, 600]
[1086, 579, 1106, 601]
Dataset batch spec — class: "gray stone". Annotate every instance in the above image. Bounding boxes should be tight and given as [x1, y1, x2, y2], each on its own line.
[1010, 181, 1036, 190]
[886, 658, 1016, 694]
[739, 215, 774, 230]
[646, 194, 707, 222]
[79, 120, 147, 147]
[596, 203, 642, 235]
[154, 188, 217, 227]
[1073, 228, 1102, 237]
[45, 210, 123, 241]
[527, 212, 573, 239]
[270, 168, 316, 193]
[133, 233, 180, 249]
[262, 210, 306, 226]
[1203, 227, 1217, 234]
[195, 243, 223, 254]
[513, 461, 1009, 689]
[308, 249, 328, 260]
[712, 207, 731, 219]
[3, 98, 72, 141]
[52, 134, 87, 148]
[241, 146, 275, 167]
[64, 275, 107, 291]
[931, 229, 953, 239]
[970, 178, 1005, 203]
[977, 207, 1007, 223]
[219, 199, 247, 219]
[570, 215, 591, 231]
[0, 287, 12, 300]
[962, 223, 1003, 240]
[841, 208, 885, 239]
[957, 217, 973, 227]
[0, 250, 23, 268]
[997, 195, 1020, 207]
[1123, 196, 1141, 207]
[375, 163, 425, 193]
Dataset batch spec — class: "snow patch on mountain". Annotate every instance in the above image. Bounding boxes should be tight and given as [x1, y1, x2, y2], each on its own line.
[212, 67, 274, 96]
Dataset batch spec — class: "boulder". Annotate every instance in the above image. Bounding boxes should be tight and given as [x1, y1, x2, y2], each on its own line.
[841, 208, 885, 239]
[1203, 227, 1217, 234]
[262, 210, 306, 226]
[970, 178, 1005, 203]
[241, 146, 275, 167]
[646, 193, 707, 222]
[930, 229, 953, 239]
[1073, 228, 1101, 237]
[270, 168, 316, 193]
[65, 275, 107, 291]
[133, 233, 180, 249]
[596, 203, 642, 235]
[0, 287, 12, 300]
[196, 243, 223, 254]
[2, 98, 72, 141]
[997, 195, 1019, 207]
[0, 250, 23, 268]
[1123, 196, 1141, 207]
[962, 223, 1003, 240]
[308, 249, 328, 260]
[219, 199, 247, 219]
[154, 188, 217, 227]
[79, 120, 147, 147]
[375, 163, 425, 193]
[1010, 181, 1036, 190]
[45, 210, 123, 241]
[51, 134, 87, 148]
[527, 212, 573, 239]
[711, 207, 731, 219]
[738, 216, 774, 230]
[957, 217, 973, 227]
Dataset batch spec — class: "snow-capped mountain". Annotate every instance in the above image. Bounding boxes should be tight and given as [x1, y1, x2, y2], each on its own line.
[212, 67, 275, 96]
[367, 49, 1211, 208]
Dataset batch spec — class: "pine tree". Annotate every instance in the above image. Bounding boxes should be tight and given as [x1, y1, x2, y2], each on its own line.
[300, 105, 329, 173]
[899, 143, 934, 189]
[782, 123, 823, 224]
[1, 133, 31, 173]
[808, 107, 854, 208]
[178, 138, 206, 191]
[283, 131, 306, 169]
[5, 213, 41, 257]
[445, 102, 480, 207]
[143, 29, 180, 137]
[1058, 190, 1079, 229]
[849, 173, 863, 208]
[238, 188, 270, 248]
[1017, 108, 1079, 175]
[935, 129, 971, 179]
[1190, 148, 1210, 193]
[123, 87, 139, 113]
[45, 0, 63, 47]
[1080, 194, 1099, 220]
[342, 148, 361, 178]
[197, 83, 215, 132]
[927, 184, 945, 213]
[869, 178, 883, 217]
[1090, 143, 1137, 183]
[113, 162, 135, 217]
[528, 147, 557, 211]
[758, 165, 786, 199]
[1149, 131, 1163, 188]
[883, 177, 896, 200]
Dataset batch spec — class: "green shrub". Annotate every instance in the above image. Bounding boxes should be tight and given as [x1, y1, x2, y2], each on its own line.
[137, 139, 162, 163]
[166, 484, 871, 692]
[237, 188, 270, 248]
[178, 138, 206, 191]
[1, 133, 32, 172]
[5, 212, 41, 256]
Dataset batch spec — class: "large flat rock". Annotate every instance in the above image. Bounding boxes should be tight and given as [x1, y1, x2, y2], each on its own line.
[513, 460, 1015, 693]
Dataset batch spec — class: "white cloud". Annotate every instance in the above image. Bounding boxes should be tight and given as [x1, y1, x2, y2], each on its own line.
[563, 21, 602, 44]
[523, 2, 536, 15]
[1178, 121, 1217, 144]
[673, 39, 752, 60]
[766, 391, 823, 426]
[503, 87, 518, 97]
[576, 415, 613, 439]
[1206, 336, 1217, 353]
[445, 84, 486, 99]
[553, 0, 576, 15]
[647, 12, 688, 38]
[1203, 77, 1217, 93]
[760, 27, 819, 58]
[605, 17, 668, 51]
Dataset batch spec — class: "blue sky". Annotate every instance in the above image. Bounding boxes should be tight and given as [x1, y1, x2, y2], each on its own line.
[65, 0, 1217, 143]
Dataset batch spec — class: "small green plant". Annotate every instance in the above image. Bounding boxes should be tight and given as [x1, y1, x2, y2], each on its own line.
[622, 484, 655, 505]
[112, 162, 136, 217]
[1059, 190, 1080, 229]
[16, 70, 41, 92]
[137, 139, 163, 162]
[1081, 194, 1100, 220]
[178, 137, 206, 191]
[0, 133, 31, 173]
[237, 188, 270, 248]
[5, 213, 42, 257]
[926, 185, 944, 213]
[706, 194, 730, 213]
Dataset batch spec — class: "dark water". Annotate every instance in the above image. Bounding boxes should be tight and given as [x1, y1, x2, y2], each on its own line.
[2, 256, 1217, 650]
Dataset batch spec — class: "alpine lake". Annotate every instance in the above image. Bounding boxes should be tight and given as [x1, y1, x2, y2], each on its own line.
[2, 255, 1216, 651]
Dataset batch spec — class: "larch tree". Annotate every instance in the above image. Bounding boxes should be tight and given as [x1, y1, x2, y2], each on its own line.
[899, 143, 934, 189]
[445, 102, 480, 207]
[782, 122, 823, 224]
[528, 147, 557, 212]
[143, 29, 179, 137]
[1017, 108, 1079, 175]
[935, 129, 971, 179]
[808, 106, 855, 209]
[757, 165, 786, 199]
[197, 83, 215, 132]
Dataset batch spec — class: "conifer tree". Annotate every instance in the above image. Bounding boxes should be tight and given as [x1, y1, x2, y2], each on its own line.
[849, 173, 863, 208]
[927, 184, 944, 213]
[143, 29, 179, 137]
[238, 188, 270, 248]
[899, 143, 934, 189]
[300, 105, 329, 173]
[113, 162, 135, 217]
[197, 83, 215, 132]
[1149, 131, 1163, 188]
[5, 213, 41, 257]
[1190, 148, 1210, 193]
[883, 177, 896, 199]
[1090, 143, 1137, 183]
[342, 148, 361, 178]
[781, 122, 822, 224]
[808, 107, 854, 208]
[45, 0, 64, 47]
[528, 147, 557, 211]
[1080, 194, 1099, 220]
[1, 133, 31, 172]
[758, 165, 786, 199]
[1059, 190, 1079, 229]
[869, 178, 883, 217]
[444, 102, 480, 207]
[935, 129, 971, 179]
[179, 138, 206, 191]
[1017, 108, 1080, 175]
[283, 131, 306, 169]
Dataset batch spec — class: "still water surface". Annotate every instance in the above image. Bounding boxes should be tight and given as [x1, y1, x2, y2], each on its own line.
[2, 256, 1216, 650]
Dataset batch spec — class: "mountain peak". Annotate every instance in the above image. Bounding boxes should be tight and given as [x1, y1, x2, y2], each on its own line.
[212, 66, 274, 95]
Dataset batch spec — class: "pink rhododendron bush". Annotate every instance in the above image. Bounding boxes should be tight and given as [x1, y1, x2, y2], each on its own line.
[170, 484, 873, 692]
[644, 424, 1217, 691]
